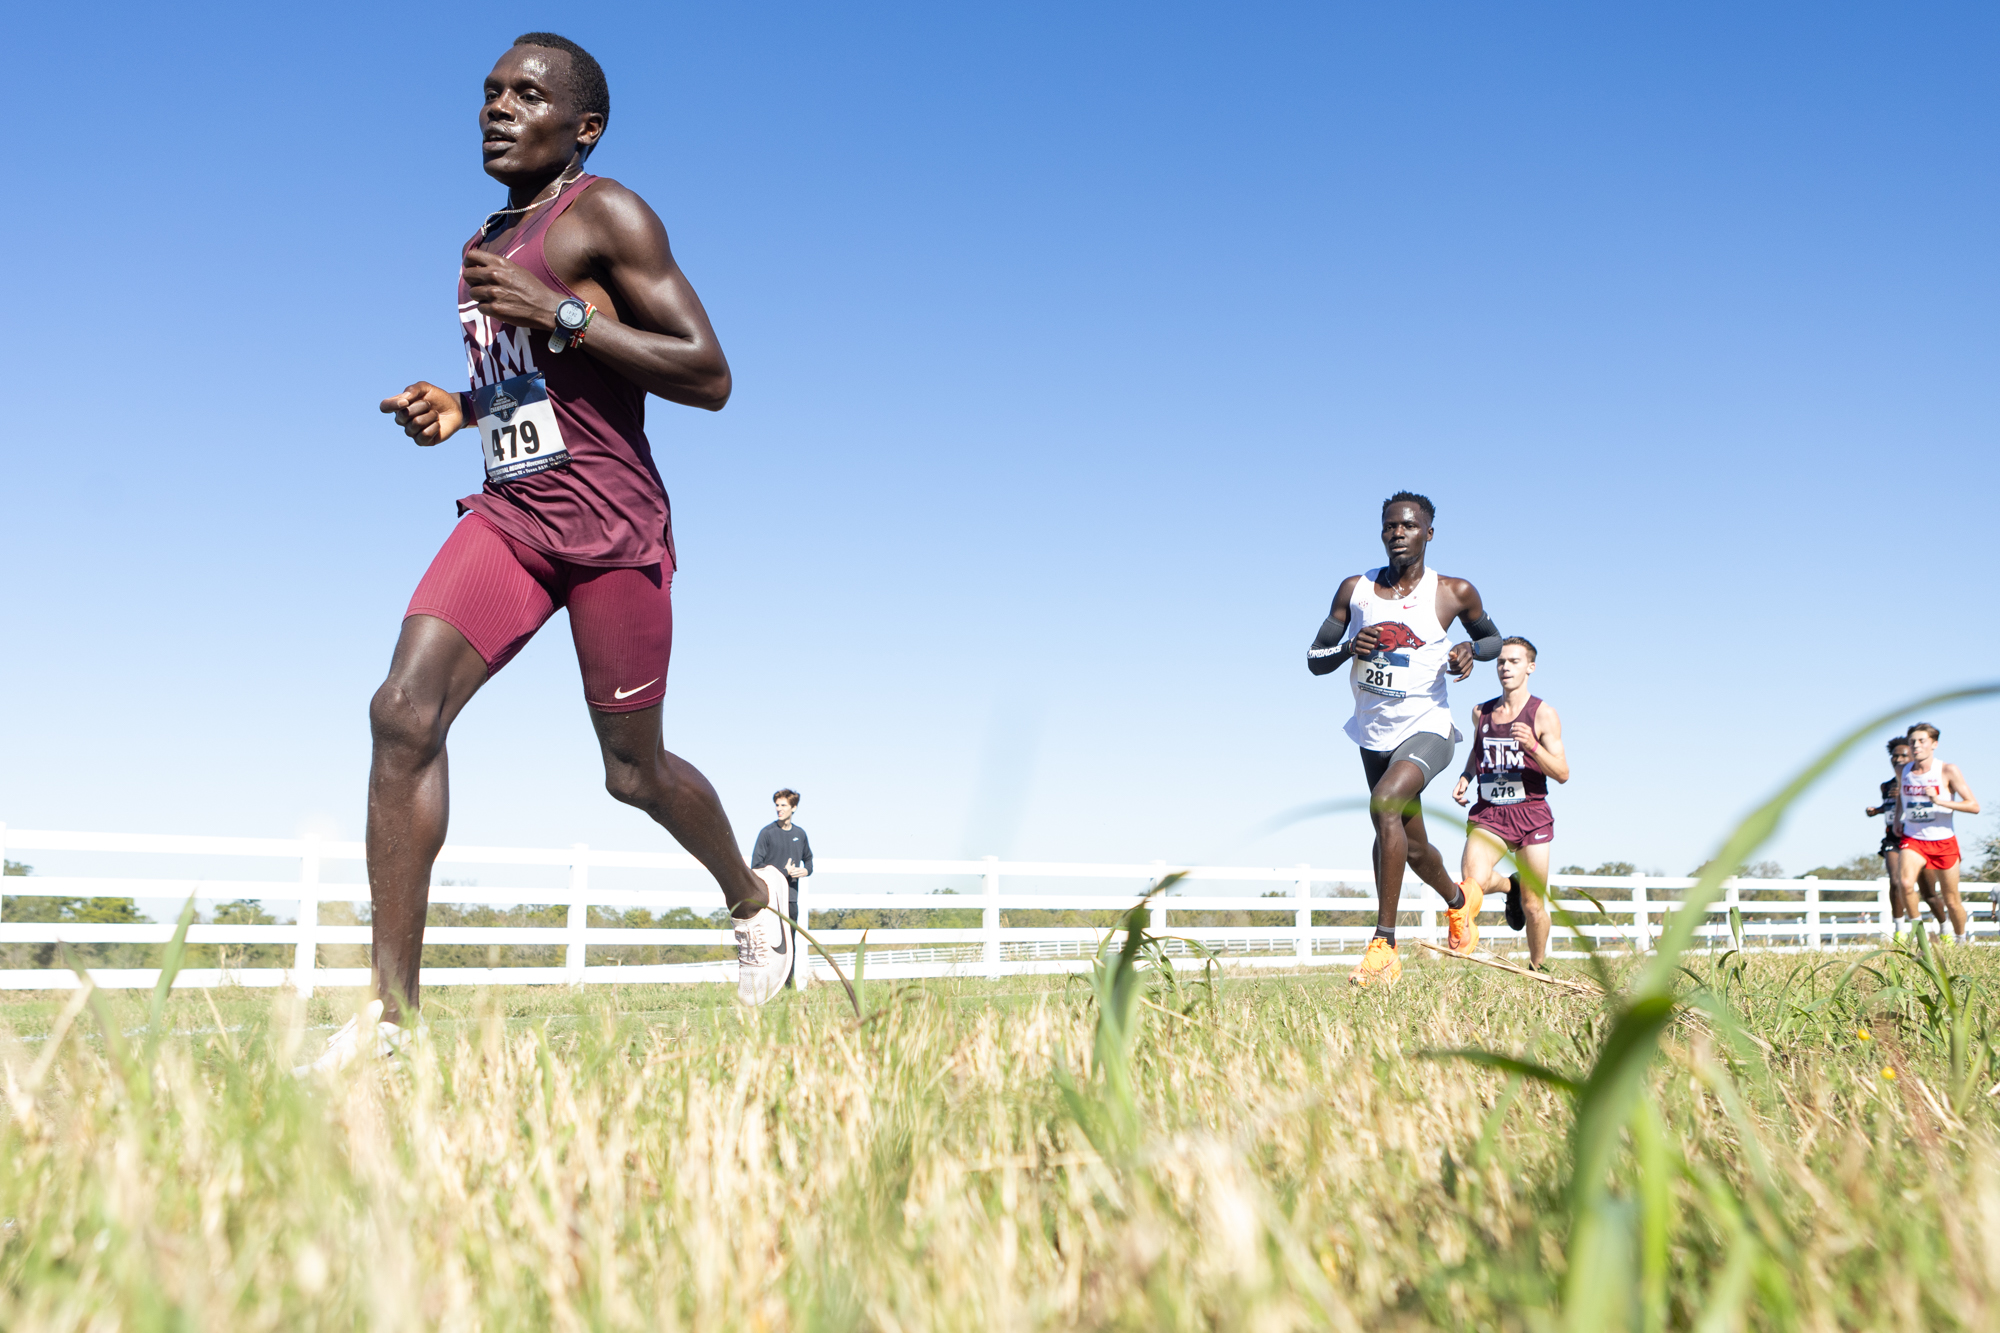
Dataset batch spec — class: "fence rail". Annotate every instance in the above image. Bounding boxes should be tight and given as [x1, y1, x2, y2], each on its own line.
[0, 824, 1983, 993]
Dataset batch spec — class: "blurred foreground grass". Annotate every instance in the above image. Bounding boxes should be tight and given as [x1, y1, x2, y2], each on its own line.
[1, 943, 1997, 1331]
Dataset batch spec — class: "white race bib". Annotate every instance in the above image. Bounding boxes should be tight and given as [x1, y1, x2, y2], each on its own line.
[473, 374, 569, 483]
[1478, 769, 1528, 806]
[1904, 797, 1936, 823]
[1356, 652, 1409, 699]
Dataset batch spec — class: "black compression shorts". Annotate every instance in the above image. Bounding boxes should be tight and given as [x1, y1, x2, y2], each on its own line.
[1360, 731, 1457, 793]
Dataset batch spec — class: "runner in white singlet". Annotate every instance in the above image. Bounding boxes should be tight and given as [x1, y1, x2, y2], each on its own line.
[1307, 491, 1505, 987]
[1892, 722, 1981, 941]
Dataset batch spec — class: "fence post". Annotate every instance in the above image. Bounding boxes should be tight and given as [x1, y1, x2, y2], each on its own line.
[0, 822, 7, 921]
[1879, 875, 1894, 939]
[294, 836, 320, 999]
[566, 843, 589, 985]
[1803, 875, 1820, 950]
[1149, 860, 1169, 945]
[1295, 865, 1312, 964]
[1420, 905, 1437, 949]
[796, 870, 811, 984]
[1630, 872, 1648, 953]
[982, 856, 1001, 978]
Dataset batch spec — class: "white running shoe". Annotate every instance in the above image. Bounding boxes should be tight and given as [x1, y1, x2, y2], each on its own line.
[293, 999, 420, 1077]
[735, 867, 793, 1006]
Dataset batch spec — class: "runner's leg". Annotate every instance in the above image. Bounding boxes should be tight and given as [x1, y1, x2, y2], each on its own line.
[1460, 823, 1510, 899]
[1366, 761, 1428, 933]
[1514, 842, 1553, 966]
[1936, 862, 1967, 938]
[366, 615, 492, 1023]
[1883, 850, 1908, 919]
[567, 560, 769, 918]
[1917, 864, 1948, 928]
[592, 706, 770, 916]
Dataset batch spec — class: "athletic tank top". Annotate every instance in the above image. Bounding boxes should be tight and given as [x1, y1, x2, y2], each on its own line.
[1879, 777, 1899, 836]
[455, 175, 676, 570]
[1341, 567, 1461, 749]
[1469, 696, 1549, 810]
[1899, 759, 1956, 841]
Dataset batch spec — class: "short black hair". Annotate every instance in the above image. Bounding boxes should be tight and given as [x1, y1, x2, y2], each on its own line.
[512, 32, 611, 129]
[1382, 491, 1435, 523]
[1887, 736, 1913, 755]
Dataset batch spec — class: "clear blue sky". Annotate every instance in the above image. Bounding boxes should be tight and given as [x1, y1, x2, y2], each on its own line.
[4, 1, 1994, 883]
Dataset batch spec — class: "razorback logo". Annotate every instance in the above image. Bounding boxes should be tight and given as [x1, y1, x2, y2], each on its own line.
[1370, 621, 1426, 654]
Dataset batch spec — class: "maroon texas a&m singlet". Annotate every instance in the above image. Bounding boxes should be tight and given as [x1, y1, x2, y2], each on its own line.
[456, 175, 675, 570]
[1468, 696, 1550, 812]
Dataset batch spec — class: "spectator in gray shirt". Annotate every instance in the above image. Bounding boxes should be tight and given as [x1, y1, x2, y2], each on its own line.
[751, 789, 814, 983]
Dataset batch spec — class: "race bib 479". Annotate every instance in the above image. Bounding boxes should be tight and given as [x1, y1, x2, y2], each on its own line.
[472, 374, 570, 483]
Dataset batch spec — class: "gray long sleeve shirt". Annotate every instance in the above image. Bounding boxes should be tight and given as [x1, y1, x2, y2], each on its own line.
[751, 822, 814, 881]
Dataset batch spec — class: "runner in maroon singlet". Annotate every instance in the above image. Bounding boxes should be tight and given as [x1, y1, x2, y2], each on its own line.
[302, 33, 789, 1071]
[1451, 638, 1569, 968]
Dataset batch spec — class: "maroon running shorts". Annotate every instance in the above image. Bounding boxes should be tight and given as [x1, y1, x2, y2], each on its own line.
[405, 511, 672, 713]
[1467, 801, 1555, 848]
[1900, 836, 1961, 872]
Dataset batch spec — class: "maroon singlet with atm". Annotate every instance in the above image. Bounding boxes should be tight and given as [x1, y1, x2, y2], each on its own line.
[406, 175, 676, 713]
[1466, 696, 1554, 846]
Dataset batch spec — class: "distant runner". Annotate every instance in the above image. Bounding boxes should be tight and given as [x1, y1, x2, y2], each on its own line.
[1307, 492, 1503, 987]
[1893, 723, 1982, 942]
[1866, 736, 1915, 920]
[303, 34, 790, 1074]
[1451, 638, 1568, 969]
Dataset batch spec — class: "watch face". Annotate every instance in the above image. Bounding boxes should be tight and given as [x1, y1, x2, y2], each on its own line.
[557, 298, 586, 330]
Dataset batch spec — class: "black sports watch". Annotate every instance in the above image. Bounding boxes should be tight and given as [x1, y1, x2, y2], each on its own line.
[548, 297, 590, 353]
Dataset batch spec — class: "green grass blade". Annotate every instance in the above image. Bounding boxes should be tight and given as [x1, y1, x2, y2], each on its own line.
[1424, 1048, 1581, 1095]
[148, 895, 198, 1041]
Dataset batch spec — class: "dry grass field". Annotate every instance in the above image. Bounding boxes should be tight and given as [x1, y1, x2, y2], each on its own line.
[0, 931, 1997, 1332]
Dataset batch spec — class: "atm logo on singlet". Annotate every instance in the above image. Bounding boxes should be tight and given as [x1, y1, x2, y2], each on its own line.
[460, 301, 540, 389]
[1372, 622, 1426, 654]
[1482, 736, 1526, 771]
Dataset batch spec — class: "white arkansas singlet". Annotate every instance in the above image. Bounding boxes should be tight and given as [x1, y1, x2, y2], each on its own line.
[1342, 567, 1462, 750]
[1899, 759, 1956, 841]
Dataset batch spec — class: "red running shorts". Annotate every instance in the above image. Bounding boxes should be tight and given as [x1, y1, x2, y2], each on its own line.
[1900, 836, 1961, 872]
[1467, 801, 1555, 848]
[405, 511, 672, 713]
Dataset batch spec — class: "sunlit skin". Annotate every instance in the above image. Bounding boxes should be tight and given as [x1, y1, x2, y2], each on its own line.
[1451, 644, 1569, 965]
[1307, 501, 1493, 934]
[1892, 729, 1981, 938]
[1869, 743, 1917, 918]
[360, 44, 751, 1023]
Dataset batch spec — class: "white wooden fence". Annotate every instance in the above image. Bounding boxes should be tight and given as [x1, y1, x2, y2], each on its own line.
[0, 825, 1981, 994]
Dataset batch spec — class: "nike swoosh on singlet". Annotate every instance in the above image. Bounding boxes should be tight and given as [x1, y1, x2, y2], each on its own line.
[612, 678, 661, 700]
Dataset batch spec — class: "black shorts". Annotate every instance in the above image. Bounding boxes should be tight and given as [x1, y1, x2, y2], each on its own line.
[1879, 832, 1901, 857]
[1360, 731, 1457, 793]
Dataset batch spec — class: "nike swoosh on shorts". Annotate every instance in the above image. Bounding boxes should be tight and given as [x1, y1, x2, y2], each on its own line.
[612, 678, 661, 700]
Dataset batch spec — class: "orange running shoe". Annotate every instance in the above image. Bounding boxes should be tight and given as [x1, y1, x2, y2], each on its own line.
[1349, 936, 1401, 988]
[1446, 879, 1485, 955]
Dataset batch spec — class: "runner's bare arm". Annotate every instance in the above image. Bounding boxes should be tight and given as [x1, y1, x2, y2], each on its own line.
[1939, 765, 1980, 815]
[1438, 578, 1491, 681]
[1306, 576, 1366, 676]
[380, 383, 466, 444]
[1524, 701, 1569, 784]
[462, 181, 731, 410]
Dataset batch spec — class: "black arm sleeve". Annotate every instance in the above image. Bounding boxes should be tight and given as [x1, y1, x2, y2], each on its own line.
[1306, 614, 1348, 676]
[1464, 613, 1503, 661]
[800, 832, 814, 876]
